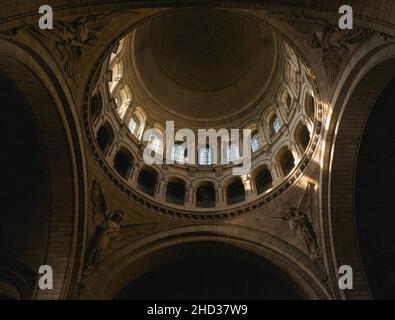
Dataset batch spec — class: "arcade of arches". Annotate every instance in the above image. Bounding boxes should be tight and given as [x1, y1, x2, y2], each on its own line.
[0, 1, 395, 300]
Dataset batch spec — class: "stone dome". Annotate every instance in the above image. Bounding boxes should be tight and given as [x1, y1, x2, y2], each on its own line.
[131, 8, 277, 123]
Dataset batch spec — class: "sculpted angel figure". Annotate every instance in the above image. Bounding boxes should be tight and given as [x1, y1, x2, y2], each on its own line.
[275, 206, 320, 262]
[83, 180, 156, 275]
[3, 12, 130, 83]
[274, 183, 320, 261]
[308, 25, 369, 83]
[270, 13, 370, 83]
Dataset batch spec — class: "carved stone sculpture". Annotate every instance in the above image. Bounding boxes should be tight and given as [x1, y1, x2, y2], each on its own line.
[270, 13, 372, 83]
[83, 180, 156, 275]
[274, 182, 330, 285]
[2, 11, 131, 84]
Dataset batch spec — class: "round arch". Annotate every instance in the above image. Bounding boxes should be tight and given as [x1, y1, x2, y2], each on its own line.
[0, 41, 86, 299]
[78, 225, 330, 300]
[321, 45, 395, 300]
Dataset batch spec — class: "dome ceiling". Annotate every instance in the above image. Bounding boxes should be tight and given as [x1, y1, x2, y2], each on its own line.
[88, 7, 321, 218]
[131, 8, 277, 123]
[150, 8, 260, 92]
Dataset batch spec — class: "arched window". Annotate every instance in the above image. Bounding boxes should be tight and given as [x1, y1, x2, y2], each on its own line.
[128, 117, 138, 135]
[270, 115, 282, 134]
[305, 92, 315, 119]
[91, 93, 103, 122]
[137, 167, 158, 196]
[226, 143, 239, 163]
[147, 132, 163, 154]
[254, 167, 273, 194]
[295, 124, 310, 152]
[115, 86, 131, 120]
[136, 121, 146, 140]
[165, 179, 186, 205]
[133, 107, 148, 140]
[113, 148, 133, 179]
[96, 123, 114, 155]
[199, 145, 213, 165]
[196, 182, 216, 208]
[172, 142, 187, 164]
[251, 130, 262, 152]
[278, 148, 295, 176]
[226, 179, 245, 205]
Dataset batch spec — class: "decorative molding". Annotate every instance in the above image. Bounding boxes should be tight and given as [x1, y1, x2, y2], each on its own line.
[81, 10, 324, 222]
[270, 13, 374, 83]
[1, 11, 130, 84]
[83, 180, 157, 275]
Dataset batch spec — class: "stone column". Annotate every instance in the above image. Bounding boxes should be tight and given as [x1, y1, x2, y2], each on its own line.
[131, 165, 141, 187]
[241, 176, 255, 200]
[156, 179, 166, 201]
[217, 186, 226, 208]
[106, 143, 118, 164]
[185, 187, 195, 208]
[270, 162, 282, 187]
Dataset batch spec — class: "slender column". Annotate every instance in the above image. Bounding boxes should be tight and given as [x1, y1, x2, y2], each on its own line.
[241, 176, 255, 200]
[185, 187, 195, 208]
[156, 179, 166, 201]
[216, 186, 226, 208]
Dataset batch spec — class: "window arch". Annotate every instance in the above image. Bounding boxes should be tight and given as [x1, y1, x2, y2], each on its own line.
[147, 131, 163, 154]
[113, 148, 133, 179]
[277, 147, 295, 176]
[96, 122, 114, 155]
[294, 123, 311, 152]
[128, 117, 138, 135]
[115, 86, 131, 120]
[281, 89, 293, 112]
[196, 182, 216, 208]
[254, 167, 273, 194]
[128, 106, 147, 140]
[91, 93, 103, 122]
[270, 114, 282, 135]
[137, 167, 158, 196]
[251, 129, 262, 152]
[134, 107, 147, 140]
[165, 178, 186, 205]
[226, 178, 246, 205]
